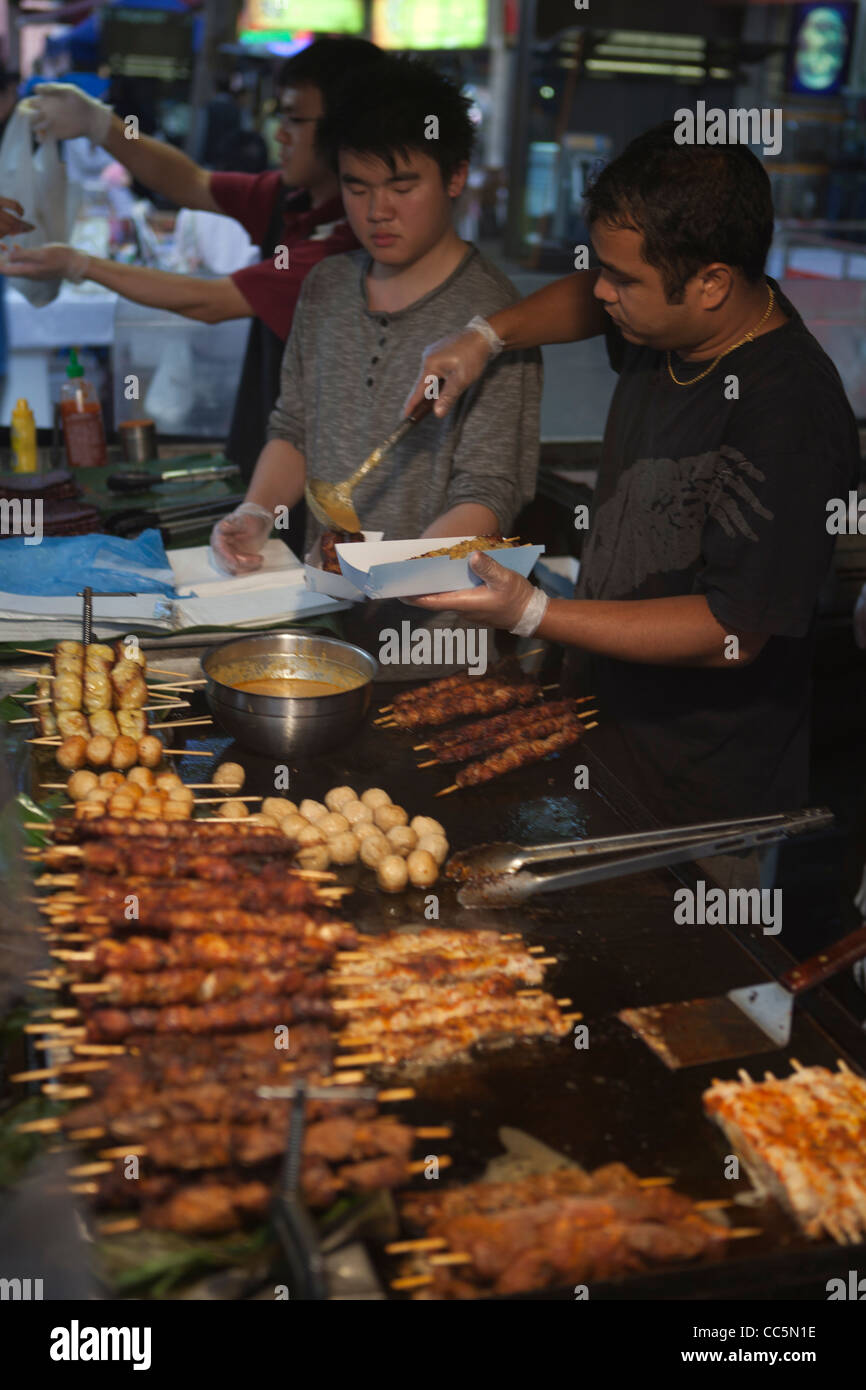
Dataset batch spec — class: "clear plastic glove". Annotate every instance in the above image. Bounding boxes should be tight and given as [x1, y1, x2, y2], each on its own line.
[210, 502, 273, 576]
[0, 242, 89, 282]
[410, 550, 549, 634]
[20, 82, 113, 145]
[402, 325, 497, 421]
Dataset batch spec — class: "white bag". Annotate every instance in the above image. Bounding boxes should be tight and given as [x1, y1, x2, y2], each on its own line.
[0, 108, 81, 306]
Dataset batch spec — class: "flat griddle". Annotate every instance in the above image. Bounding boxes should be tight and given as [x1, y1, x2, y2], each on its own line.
[21, 674, 866, 1300]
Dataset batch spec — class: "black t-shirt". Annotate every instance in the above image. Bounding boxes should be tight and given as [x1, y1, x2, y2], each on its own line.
[566, 280, 859, 824]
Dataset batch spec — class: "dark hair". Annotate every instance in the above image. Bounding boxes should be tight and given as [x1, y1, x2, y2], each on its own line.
[585, 122, 774, 303]
[319, 55, 475, 183]
[277, 37, 381, 111]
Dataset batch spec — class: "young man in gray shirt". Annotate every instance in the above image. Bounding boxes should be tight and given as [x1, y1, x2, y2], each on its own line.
[211, 56, 541, 573]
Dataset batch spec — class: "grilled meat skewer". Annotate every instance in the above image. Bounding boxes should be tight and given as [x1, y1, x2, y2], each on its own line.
[87, 992, 336, 1041]
[391, 682, 541, 730]
[61, 932, 336, 976]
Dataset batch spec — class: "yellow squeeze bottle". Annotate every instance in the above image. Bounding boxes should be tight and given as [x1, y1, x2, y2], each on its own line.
[11, 398, 38, 473]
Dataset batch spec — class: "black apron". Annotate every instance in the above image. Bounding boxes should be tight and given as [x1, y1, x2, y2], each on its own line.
[224, 185, 307, 557]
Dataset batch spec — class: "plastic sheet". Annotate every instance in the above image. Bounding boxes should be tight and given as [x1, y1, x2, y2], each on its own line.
[0, 527, 175, 595]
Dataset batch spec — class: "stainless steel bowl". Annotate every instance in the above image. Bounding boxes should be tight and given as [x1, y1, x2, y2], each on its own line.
[202, 631, 377, 759]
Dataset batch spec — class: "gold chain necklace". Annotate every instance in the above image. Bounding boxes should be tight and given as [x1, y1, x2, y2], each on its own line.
[666, 284, 775, 387]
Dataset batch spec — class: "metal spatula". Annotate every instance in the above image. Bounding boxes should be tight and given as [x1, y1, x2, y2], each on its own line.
[305, 392, 439, 531]
[619, 923, 866, 1070]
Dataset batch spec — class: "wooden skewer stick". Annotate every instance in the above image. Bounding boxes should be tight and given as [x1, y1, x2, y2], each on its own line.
[11, 1060, 106, 1081]
[407, 1156, 450, 1174]
[161, 749, 213, 757]
[143, 665, 199, 679]
[148, 717, 213, 730]
[391, 1275, 433, 1291]
[67, 1162, 113, 1178]
[429, 1252, 472, 1267]
[386, 1237, 448, 1254]
[99, 1218, 141, 1236]
[42, 1085, 91, 1101]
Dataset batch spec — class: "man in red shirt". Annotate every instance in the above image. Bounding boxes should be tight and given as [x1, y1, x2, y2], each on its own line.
[8, 37, 380, 483]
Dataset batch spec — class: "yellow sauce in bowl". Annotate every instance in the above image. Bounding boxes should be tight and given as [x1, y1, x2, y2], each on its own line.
[232, 675, 364, 698]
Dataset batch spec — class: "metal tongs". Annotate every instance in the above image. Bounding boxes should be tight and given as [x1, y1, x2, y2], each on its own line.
[448, 807, 834, 908]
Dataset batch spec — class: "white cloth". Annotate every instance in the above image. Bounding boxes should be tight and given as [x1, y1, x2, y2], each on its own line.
[172, 208, 257, 275]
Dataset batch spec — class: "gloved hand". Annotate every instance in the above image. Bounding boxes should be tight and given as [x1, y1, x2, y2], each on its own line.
[20, 83, 113, 145]
[210, 502, 273, 576]
[402, 320, 501, 421]
[411, 550, 549, 635]
[0, 243, 89, 282]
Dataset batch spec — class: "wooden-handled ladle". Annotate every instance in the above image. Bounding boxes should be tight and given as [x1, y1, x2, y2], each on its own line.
[305, 391, 440, 532]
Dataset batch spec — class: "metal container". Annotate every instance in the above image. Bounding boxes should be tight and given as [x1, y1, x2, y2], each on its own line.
[118, 418, 157, 464]
[202, 631, 377, 759]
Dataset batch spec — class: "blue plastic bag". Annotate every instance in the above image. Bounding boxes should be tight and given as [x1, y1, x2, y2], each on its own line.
[0, 528, 176, 596]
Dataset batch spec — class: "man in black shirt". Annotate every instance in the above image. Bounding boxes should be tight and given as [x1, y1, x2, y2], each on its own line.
[405, 125, 859, 828]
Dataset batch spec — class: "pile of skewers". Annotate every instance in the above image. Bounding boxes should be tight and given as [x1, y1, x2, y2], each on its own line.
[19, 811, 578, 1246]
[389, 1163, 744, 1298]
[331, 929, 578, 1069]
[47, 766, 260, 824]
[376, 667, 598, 795]
[9, 640, 210, 771]
[20, 814, 451, 1233]
[703, 1061, 866, 1244]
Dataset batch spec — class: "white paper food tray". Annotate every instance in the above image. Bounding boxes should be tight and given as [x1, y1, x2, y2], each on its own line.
[303, 532, 384, 600]
[335, 536, 545, 600]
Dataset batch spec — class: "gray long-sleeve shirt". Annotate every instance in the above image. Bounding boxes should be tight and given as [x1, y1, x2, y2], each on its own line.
[266, 244, 542, 550]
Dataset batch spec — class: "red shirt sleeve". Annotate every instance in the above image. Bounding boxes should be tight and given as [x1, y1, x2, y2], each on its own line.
[229, 220, 358, 340]
[209, 170, 284, 245]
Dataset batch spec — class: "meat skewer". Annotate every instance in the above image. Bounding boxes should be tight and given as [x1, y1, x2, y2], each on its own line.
[338, 982, 569, 1039]
[704, 1064, 866, 1241]
[45, 904, 354, 941]
[437, 724, 591, 794]
[72, 1025, 337, 1093]
[41, 841, 299, 877]
[338, 1004, 573, 1069]
[55, 734, 165, 772]
[421, 711, 585, 766]
[49, 816, 293, 844]
[72, 966, 332, 1009]
[95, 1115, 416, 1171]
[61, 1086, 379, 1136]
[384, 657, 533, 713]
[54, 932, 336, 975]
[388, 681, 541, 730]
[415, 697, 585, 753]
[86, 991, 337, 1041]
